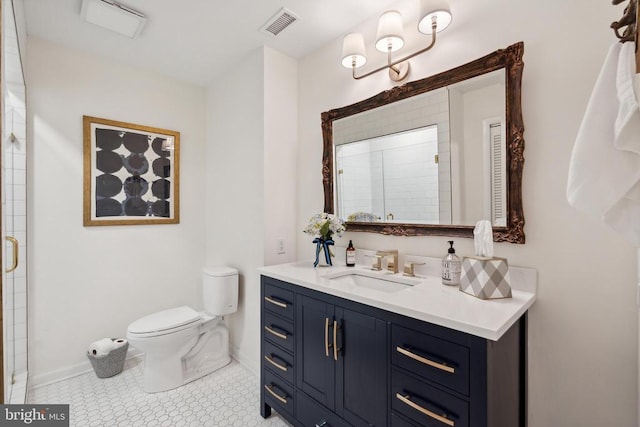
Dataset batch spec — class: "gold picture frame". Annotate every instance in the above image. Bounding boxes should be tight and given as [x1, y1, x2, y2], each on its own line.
[83, 116, 180, 226]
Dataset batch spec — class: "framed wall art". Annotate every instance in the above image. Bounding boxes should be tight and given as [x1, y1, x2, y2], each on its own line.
[83, 116, 180, 226]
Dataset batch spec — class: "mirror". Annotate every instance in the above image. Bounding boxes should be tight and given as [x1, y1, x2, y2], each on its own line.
[322, 42, 525, 243]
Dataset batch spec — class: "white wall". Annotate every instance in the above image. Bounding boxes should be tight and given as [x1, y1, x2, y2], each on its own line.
[205, 46, 297, 375]
[27, 37, 207, 385]
[297, 1, 637, 426]
[264, 47, 298, 267]
[205, 47, 265, 375]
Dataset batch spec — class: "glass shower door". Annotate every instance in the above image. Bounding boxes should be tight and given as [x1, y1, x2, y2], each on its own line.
[3, 0, 28, 404]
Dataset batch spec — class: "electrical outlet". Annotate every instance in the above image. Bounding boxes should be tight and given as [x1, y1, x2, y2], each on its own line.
[277, 238, 286, 254]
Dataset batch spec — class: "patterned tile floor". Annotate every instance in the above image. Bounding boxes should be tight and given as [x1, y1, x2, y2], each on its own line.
[28, 358, 291, 427]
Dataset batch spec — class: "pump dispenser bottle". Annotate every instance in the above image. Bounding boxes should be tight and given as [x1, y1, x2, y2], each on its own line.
[346, 240, 356, 267]
[442, 241, 461, 286]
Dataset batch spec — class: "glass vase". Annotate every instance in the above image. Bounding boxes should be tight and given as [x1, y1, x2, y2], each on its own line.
[313, 237, 334, 267]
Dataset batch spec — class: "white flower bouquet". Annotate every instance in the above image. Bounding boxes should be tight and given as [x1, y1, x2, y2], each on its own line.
[303, 213, 345, 240]
[303, 213, 345, 267]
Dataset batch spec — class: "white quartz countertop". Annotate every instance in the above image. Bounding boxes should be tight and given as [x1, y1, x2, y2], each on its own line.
[258, 261, 537, 341]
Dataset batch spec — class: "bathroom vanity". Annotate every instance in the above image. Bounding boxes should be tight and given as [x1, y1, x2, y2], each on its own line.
[259, 261, 536, 427]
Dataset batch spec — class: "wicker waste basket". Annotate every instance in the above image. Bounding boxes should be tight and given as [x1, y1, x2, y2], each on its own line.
[87, 338, 129, 378]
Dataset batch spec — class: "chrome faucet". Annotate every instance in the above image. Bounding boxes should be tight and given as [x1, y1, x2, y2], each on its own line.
[376, 250, 399, 274]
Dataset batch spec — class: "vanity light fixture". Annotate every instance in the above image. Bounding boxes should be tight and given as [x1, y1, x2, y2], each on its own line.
[341, 0, 452, 81]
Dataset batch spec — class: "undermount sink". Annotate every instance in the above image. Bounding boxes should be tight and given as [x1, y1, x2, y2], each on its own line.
[323, 269, 420, 293]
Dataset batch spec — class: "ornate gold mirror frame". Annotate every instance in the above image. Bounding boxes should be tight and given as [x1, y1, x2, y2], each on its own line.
[322, 42, 525, 243]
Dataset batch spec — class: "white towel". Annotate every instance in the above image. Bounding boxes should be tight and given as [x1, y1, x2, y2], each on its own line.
[567, 42, 640, 247]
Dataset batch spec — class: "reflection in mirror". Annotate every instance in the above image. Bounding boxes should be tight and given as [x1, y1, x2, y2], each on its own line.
[336, 125, 442, 224]
[322, 42, 525, 243]
[334, 87, 449, 224]
[448, 69, 506, 226]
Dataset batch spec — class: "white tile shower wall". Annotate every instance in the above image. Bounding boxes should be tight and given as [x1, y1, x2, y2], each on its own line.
[383, 137, 439, 222]
[337, 151, 381, 218]
[4, 79, 28, 388]
[333, 88, 452, 223]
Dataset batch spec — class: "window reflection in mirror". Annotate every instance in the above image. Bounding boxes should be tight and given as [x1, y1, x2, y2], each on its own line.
[336, 125, 445, 224]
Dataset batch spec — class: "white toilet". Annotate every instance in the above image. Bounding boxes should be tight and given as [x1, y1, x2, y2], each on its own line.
[126, 267, 238, 393]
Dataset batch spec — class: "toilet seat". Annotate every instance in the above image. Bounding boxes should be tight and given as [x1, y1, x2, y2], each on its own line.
[127, 306, 203, 338]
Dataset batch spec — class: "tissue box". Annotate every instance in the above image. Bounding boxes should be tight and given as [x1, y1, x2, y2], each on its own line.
[459, 256, 512, 300]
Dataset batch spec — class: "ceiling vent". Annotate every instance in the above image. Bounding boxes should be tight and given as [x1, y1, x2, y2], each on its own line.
[260, 7, 299, 37]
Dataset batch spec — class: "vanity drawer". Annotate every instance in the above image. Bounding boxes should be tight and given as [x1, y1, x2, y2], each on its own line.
[263, 368, 295, 419]
[263, 279, 295, 320]
[263, 311, 295, 353]
[392, 325, 469, 395]
[391, 411, 420, 427]
[392, 368, 469, 427]
[263, 339, 294, 385]
[296, 390, 350, 427]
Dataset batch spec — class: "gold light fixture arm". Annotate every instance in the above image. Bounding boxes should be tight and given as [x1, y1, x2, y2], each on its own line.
[352, 20, 438, 81]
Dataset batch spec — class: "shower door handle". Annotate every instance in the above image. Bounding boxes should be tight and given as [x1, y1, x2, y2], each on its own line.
[5, 236, 18, 273]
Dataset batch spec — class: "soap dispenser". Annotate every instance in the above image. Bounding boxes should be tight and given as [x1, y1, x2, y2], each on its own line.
[442, 240, 461, 286]
[346, 240, 356, 267]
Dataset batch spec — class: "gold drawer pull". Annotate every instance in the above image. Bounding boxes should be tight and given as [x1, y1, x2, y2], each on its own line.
[333, 320, 341, 361]
[264, 325, 288, 340]
[396, 393, 454, 427]
[265, 296, 288, 309]
[396, 346, 455, 374]
[324, 317, 331, 357]
[264, 355, 288, 372]
[264, 384, 288, 405]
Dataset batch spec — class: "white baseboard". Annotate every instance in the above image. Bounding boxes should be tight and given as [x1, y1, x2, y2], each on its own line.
[229, 344, 259, 378]
[30, 349, 143, 389]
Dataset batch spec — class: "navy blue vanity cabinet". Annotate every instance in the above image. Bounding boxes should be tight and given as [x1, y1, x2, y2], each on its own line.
[296, 294, 335, 409]
[296, 295, 387, 427]
[260, 275, 526, 427]
[261, 277, 296, 420]
[388, 312, 525, 427]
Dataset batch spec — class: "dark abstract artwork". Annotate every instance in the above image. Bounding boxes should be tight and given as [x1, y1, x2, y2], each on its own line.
[83, 116, 180, 226]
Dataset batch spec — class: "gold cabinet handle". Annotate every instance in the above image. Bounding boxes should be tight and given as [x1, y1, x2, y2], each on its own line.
[396, 346, 455, 374]
[264, 325, 288, 340]
[396, 393, 454, 427]
[264, 384, 288, 405]
[264, 355, 288, 372]
[265, 296, 287, 309]
[324, 317, 331, 357]
[5, 236, 18, 273]
[333, 320, 341, 361]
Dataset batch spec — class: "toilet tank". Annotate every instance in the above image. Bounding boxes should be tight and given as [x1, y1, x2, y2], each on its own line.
[202, 267, 239, 315]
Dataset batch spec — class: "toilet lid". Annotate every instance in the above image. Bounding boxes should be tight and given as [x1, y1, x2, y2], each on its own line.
[128, 306, 202, 335]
